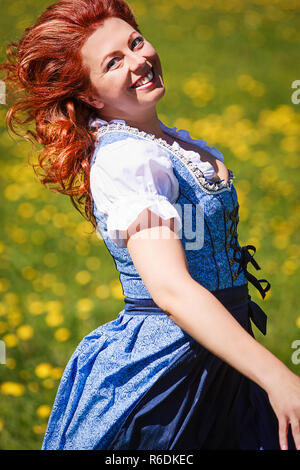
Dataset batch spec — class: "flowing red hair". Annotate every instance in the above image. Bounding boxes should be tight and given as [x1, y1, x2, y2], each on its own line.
[0, 0, 140, 232]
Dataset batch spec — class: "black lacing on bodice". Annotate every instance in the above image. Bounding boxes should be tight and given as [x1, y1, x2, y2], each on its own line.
[224, 205, 271, 299]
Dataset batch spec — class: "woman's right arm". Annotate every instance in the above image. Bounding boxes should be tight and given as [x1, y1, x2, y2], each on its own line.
[125, 210, 300, 450]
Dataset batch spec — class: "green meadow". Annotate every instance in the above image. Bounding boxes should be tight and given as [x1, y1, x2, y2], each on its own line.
[0, 0, 299, 450]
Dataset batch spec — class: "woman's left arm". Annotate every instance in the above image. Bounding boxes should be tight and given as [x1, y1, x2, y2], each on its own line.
[125, 214, 300, 450]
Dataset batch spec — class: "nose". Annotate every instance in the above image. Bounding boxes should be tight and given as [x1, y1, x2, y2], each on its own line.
[127, 51, 148, 73]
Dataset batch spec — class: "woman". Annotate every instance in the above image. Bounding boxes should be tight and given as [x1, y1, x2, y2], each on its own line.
[1, 0, 300, 450]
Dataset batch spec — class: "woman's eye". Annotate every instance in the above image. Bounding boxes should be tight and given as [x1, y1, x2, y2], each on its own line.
[107, 57, 119, 70]
[106, 37, 144, 71]
[131, 36, 144, 49]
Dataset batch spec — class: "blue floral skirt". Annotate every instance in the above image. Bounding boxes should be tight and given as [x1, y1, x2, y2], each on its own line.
[42, 283, 296, 450]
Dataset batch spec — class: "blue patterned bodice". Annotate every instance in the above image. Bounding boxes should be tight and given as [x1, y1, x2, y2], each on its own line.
[90, 122, 269, 300]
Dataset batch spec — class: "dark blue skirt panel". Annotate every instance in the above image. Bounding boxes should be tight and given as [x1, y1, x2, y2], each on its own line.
[108, 284, 295, 450]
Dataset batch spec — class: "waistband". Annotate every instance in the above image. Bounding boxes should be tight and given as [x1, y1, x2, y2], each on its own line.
[124, 284, 267, 335]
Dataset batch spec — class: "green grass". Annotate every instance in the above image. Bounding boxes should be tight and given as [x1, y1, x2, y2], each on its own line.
[0, 0, 299, 450]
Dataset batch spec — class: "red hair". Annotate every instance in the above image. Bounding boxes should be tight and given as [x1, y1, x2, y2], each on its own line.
[0, 0, 140, 231]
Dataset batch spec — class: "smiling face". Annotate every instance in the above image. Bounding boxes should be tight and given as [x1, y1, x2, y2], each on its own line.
[80, 17, 165, 122]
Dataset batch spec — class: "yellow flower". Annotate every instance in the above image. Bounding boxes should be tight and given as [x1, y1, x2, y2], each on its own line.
[42, 379, 55, 389]
[46, 300, 62, 314]
[95, 285, 110, 300]
[52, 283, 66, 296]
[75, 271, 91, 285]
[273, 235, 289, 250]
[17, 202, 35, 219]
[237, 74, 265, 97]
[43, 253, 58, 268]
[0, 321, 8, 334]
[36, 405, 51, 419]
[183, 77, 215, 103]
[8, 311, 23, 328]
[6, 358, 16, 369]
[50, 367, 63, 380]
[4, 292, 19, 305]
[77, 298, 93, 320]
[30, 230, 46, 245]
[110, 280, 124, 300]
[76, 241, 90, 256]
[22, 266, 37, 281]
[32, 424, 47, 434]
[3, 333, 18, 348]
[76, 221, 92, 238]
[35, 363, 52, 379]
[264, 289, 272, 300]
[1, 382, 25, 397]
[4, 184, 22, 201]
[35, 209, 51, 225]
[27, 300, 45, 316]
[280, 136, 299, 153]
[52, 213, 69, 229]
[296, 317, 300, 329]
[17, 325, 34, 341]
[41, 273, 57, 287]
[281, 260, 299, 276]
[77, 298, 93, 313]
[264, 260, 278, 275]
[10, 227, 27, 244]
[45, 312, 64, 327]
[85, 257, 101, 271]
[28, 382, 39, 393]
[32, 278, 44, 292]
[238, 206, 248, 222]
[0, 278, 10, 293]
[54, 328, 70, 342]
[0, 302, 6, 316]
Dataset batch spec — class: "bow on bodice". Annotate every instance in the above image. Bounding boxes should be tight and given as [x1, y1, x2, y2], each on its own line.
[233, 245, 271, 335]
[234, 245, 271, 299]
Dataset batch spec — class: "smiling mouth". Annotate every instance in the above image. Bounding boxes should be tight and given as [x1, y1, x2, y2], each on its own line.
[131, 67, 155, 89]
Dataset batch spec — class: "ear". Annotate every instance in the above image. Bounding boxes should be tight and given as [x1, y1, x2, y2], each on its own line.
[84, 95, 104, 109]
[79, 92, 104, 110]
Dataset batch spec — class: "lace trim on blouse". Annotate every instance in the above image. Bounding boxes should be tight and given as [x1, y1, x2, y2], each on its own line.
[89, 117, 234, 195]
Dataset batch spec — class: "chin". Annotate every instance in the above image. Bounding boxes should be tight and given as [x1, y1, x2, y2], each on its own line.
[150, 83, 166, 103]
[140, 92, 165, 110]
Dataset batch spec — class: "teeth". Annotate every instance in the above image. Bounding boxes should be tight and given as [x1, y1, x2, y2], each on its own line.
[134, 69, 154, 88]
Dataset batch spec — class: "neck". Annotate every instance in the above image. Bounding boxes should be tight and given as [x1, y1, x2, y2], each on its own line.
[99, 108, 168, 141]
[125, 113, 165, 139]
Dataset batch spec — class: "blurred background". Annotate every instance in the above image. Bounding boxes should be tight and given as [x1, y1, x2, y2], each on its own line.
[0, 0, 299, 450]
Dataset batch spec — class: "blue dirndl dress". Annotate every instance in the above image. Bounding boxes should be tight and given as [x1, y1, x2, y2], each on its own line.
[42, 120, 296, 450]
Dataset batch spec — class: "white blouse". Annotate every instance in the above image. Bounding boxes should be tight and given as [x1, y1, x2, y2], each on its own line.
[90, 118, 224, 248]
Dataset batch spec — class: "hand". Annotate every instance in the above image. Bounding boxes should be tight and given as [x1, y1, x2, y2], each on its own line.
[267, 371, 300, 450]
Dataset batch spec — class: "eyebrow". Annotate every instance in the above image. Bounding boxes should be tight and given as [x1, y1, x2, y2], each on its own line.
[100, 31, 138, 68]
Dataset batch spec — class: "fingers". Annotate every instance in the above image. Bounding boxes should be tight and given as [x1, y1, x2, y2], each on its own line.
[290, 417, 300, 450]
[278, 417, 289, 450]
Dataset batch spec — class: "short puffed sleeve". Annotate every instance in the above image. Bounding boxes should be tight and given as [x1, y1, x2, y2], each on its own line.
[90, 138, 182, 248]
